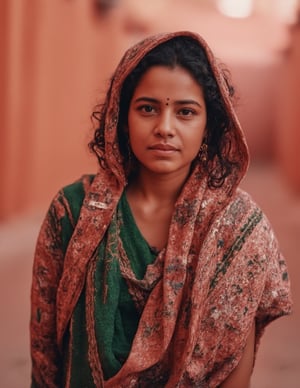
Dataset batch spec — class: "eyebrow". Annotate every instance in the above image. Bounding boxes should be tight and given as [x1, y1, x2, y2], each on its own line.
[133, 96, 203, 108]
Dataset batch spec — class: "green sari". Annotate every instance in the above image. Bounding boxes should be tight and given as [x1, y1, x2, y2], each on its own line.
[67, 192, 159, 386]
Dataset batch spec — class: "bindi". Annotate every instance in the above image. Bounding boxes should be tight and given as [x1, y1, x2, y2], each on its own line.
[165, 98, 170, 106]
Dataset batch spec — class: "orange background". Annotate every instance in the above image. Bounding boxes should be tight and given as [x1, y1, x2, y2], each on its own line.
[1, 0, 300, 220]
[0, 1, 300, 387]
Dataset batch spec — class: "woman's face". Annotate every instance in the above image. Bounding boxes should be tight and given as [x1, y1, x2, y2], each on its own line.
[127, 65, 207, 178]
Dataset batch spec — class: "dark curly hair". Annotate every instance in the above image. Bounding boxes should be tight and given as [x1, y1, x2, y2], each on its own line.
[89, 36, 239, 188]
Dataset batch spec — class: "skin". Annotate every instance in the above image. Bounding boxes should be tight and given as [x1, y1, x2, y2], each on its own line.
[125, 65, 255, 385]
[127, 65, 207, 179]
[126, 65, 207, 250]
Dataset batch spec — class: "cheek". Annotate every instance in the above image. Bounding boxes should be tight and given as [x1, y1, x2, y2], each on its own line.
[190, 141, 203, 159]
[128, 128, 146, 156]
[185, 124, 206, 145]
[184, 129, 206, 157]
[127, 114, 141, 137]
[128, 115, 149, 144]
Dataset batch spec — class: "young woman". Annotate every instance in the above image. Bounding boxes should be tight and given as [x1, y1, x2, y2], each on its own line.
[30, 31, 292, 387]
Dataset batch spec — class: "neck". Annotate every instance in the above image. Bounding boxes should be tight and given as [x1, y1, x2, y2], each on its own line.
[127, 168, 190, 205]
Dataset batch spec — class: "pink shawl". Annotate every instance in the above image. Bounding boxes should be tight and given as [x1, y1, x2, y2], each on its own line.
[31, 31, 292, 387]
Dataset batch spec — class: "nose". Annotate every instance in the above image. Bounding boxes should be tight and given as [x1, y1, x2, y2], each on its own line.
[154, 110, 175, 138]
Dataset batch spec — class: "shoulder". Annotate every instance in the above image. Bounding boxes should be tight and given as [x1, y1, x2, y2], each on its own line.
[46, 174, 96, 227]
[231, 188, 274, 234]
[227, 188, 259, 214]
[61, 174, 96, 201]
[219, 188, 263, 229]
[59, 174, 95, 206]
[225, 188, 273, 231]
[217, 188, 278, 254]
[61, 174, 96, 223]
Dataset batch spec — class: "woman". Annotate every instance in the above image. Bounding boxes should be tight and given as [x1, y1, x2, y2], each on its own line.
[30, 31, 292, 387]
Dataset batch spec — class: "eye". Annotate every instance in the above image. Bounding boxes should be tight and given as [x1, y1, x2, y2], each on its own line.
[178, 108, 196, 117]
[137, 104, 156, 114]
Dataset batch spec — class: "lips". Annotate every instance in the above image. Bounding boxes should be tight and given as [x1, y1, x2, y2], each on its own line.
[148, 143, 179, 151]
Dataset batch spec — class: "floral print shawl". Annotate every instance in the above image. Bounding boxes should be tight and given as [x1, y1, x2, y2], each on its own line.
[30, 31, 292, 387]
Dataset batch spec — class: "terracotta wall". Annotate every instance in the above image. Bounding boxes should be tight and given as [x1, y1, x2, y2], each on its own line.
[1, 0, 298, 220]
[0, 1, 124, 219]
[276, 22, 300, 193]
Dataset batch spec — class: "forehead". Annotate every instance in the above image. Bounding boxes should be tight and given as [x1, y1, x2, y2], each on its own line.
[132, 65, 204, 99]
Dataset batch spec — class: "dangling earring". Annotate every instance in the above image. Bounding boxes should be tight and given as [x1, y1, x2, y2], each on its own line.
[199, 142, 208, 163]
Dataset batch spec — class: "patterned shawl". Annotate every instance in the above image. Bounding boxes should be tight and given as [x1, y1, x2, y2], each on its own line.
[30, 31, 292, 387]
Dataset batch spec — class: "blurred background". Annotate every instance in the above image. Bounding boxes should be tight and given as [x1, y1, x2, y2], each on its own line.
[0, 0, 299, 387]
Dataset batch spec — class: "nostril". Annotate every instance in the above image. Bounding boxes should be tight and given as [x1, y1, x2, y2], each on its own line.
[154, 121, 174, 137]
[154, 128, 174, 138]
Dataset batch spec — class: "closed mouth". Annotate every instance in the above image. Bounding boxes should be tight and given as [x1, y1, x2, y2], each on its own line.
[148, 143, 179, 151]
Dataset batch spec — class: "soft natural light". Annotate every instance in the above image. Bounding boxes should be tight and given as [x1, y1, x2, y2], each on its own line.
[216, 0, 254, 18]
[273, 0, 299, 23]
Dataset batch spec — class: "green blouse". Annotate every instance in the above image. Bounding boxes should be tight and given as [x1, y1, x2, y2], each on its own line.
[67, 192, 157, 386]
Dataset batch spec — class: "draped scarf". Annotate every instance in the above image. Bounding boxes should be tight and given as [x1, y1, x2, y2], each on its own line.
[30, 31, 292, 387]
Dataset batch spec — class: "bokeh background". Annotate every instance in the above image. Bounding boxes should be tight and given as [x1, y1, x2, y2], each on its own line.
[0, 0, 299, 387]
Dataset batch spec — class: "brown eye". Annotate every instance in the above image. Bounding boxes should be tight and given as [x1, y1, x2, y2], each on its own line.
[137, 105, 157, 115]
[178, 108, 195, 116]
[143, 105, 154, 113]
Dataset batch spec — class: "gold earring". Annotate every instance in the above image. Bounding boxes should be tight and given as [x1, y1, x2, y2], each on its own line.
[199, 143, 208, 162]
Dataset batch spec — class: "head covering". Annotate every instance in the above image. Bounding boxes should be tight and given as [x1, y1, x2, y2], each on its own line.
[57, 28, 252, 343]
[32, 31, 291, 387]
[100, 30, 249, 189]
